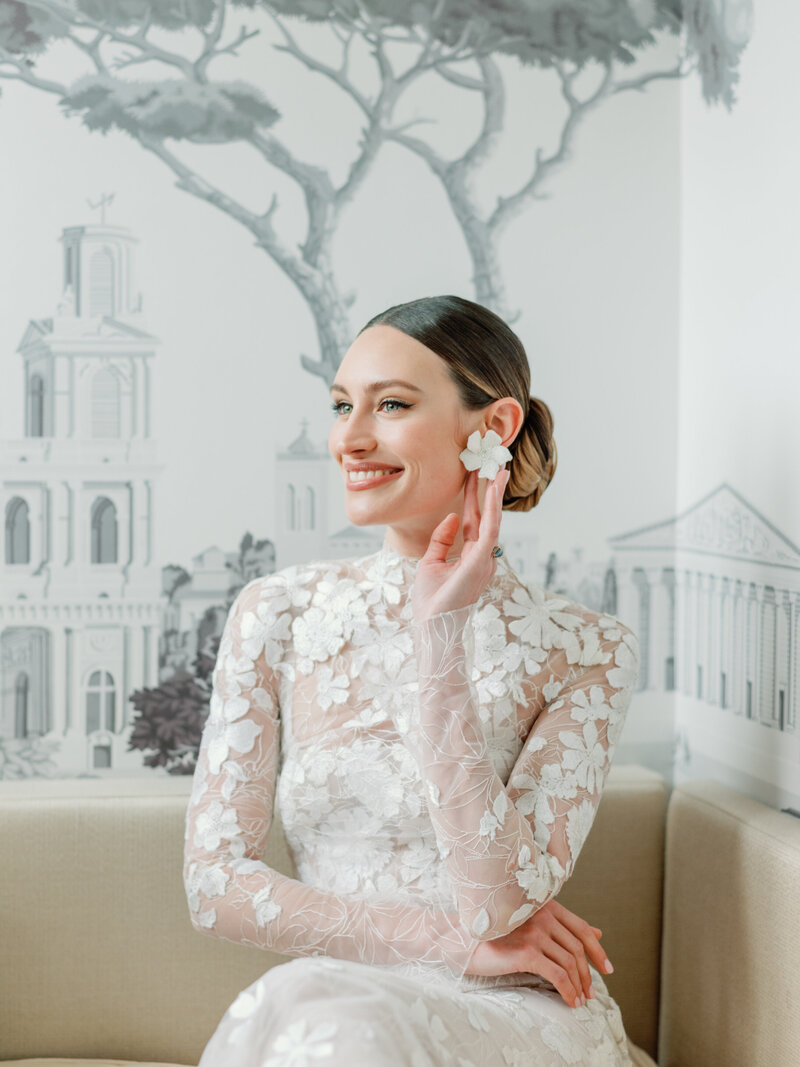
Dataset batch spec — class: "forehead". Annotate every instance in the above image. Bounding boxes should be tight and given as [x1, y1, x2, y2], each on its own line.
[334, 325, 455, 390]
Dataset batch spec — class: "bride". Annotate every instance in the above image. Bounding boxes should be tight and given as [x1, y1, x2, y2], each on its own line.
[183, 294, 641, 1065]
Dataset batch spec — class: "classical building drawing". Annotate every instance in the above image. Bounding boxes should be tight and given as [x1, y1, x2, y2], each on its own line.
[1, 215, 165, 774]
[609, 483, 800, 803]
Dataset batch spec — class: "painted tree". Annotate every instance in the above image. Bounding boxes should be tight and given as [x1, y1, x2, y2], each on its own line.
[0, 0, 751, 386]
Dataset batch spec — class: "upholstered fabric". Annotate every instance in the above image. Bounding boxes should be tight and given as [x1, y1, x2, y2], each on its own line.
[1, 1061, 191, 1067]
[658, 779, 800, 1067]
[0, 766, 664, 1065]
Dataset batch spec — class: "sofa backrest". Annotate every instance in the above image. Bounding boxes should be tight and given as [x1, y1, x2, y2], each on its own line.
[658, 779, 800, 1067]
[0, 765, 666, 1064]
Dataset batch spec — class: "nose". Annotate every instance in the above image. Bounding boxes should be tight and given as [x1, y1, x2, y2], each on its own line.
[329, 403, 377, 459]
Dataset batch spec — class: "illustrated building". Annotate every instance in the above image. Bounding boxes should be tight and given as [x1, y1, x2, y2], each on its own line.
[274, 421, 330, 567]
[609, 483, 800, 805]
[0, 217, 165, 773]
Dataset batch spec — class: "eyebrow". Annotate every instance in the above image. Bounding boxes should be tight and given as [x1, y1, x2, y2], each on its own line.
[329, 379, 424, 396]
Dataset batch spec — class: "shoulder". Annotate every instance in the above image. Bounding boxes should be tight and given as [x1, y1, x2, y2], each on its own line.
[230, 551, 380, 616]
[488, 569, 640, 672]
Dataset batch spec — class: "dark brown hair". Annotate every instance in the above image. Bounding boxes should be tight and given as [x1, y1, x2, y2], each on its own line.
[358, 295, 557, 511]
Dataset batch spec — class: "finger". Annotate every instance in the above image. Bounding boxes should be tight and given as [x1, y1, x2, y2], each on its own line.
[534, 955, 584, 1010]
[547, 903, 610, 983]
[478, 468, 507, 551]
[422, 513, 460, 565]
[546, 921, 594, 1000]
[462, 470, 481, 543]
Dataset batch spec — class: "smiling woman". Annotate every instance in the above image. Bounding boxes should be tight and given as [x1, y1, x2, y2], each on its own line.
[184, 295, 642, 1066]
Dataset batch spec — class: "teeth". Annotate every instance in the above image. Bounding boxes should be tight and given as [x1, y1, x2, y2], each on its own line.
[348, 469, 398, 481]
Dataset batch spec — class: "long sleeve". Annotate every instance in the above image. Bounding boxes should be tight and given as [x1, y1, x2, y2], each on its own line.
[183, 575, 480, 976]
[402, 587, 640, 942]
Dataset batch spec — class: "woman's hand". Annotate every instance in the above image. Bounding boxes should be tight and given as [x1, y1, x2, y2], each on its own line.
[412, 466, 510, 622]
[464, 900, 613, 1009]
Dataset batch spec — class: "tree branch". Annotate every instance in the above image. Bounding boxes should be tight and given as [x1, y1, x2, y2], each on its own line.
[611, 61, 692, 96]
[0, 51, 68, 96]
[23, 0, 195, 78]
[489, 62, 614, 233]
[263, 5, 373, 119]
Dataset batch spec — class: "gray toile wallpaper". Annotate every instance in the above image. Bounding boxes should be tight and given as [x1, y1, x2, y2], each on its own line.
[2, 1, 798, 814]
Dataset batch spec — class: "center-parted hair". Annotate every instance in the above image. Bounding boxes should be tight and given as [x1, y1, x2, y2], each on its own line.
[358, 295, 557, 511]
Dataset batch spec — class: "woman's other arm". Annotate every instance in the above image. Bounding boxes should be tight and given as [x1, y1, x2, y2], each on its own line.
[183, 576, 479, 975]
[405, 598, 641, 941]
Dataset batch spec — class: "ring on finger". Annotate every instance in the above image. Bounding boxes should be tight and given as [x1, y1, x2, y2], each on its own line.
[491, 545, 503, 558]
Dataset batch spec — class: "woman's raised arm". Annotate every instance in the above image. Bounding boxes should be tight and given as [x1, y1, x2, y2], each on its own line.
[183, 576, 480, 976]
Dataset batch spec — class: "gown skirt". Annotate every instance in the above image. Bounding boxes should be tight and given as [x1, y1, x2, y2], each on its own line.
[197, 954, 635, 1066]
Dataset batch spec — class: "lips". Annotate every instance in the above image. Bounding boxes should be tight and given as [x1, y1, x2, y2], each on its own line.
[344, 465, 403, 490]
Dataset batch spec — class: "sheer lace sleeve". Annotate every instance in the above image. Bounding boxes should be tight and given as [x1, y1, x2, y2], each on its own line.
[183, 576, 479, 976]
[404, 594, 640, 941]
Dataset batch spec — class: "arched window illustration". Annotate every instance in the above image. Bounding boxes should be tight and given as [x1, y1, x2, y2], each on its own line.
[29, 374, 44, 437]
[305, 486, 316, 530]
[5, 498, 30, 564]
[89, 247, 114, 316]
[90, 367, 121, 438]
[601, 567, 617, 616]
[91, 497, 118, 563]
[286, 484, 296, 531]
[86, 669, 116, 733]
[15, 672, 29, 738]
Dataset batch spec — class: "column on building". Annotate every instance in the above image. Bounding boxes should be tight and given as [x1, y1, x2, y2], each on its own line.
[50, 625, 68, 736]
[732, 580, 746, 715]
[644, 564, 671, 692]
[745, 582, 760, 720]
[630, 568, 650, 690]
[790, 592, 800, 733]
[716, 576, 732, 710]
[759, 585, 777, 728]
[146, 622, 159, 689]
[774, 591, 791, 731]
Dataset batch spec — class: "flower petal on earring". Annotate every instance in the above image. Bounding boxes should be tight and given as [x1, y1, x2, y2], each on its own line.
[459, 429, 513, 480]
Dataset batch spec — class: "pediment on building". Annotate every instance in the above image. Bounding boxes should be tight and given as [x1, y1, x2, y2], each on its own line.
[609, 483, 800, 568]
[17, 315, 156, 352]
[16, 319, 54, 351]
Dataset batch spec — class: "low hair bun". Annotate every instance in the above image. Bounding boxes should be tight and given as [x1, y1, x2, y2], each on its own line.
[503, 396, 557, 512]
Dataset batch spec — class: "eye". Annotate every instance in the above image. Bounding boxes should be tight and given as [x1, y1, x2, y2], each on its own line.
[330, 400, 352, 416]
[380, 399, 411, 413]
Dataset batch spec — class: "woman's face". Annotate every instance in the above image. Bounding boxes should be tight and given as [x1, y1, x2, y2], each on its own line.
[328, 325, 485, 553]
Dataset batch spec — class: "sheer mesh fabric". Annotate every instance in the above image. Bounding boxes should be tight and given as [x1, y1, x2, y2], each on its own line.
[184, 543, 640, 1065]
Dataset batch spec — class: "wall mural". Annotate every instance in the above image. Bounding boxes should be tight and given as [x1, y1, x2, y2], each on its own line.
[6, 0, 792, 815]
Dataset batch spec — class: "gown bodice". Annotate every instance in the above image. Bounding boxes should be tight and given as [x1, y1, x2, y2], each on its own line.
[184, 541, 640, 979]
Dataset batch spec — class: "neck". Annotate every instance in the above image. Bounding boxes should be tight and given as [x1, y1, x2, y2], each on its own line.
[383, 519, 467, 561]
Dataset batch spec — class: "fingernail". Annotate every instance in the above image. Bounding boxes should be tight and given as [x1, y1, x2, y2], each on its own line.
[588, 985, 596, 998]
[603, 960, 614, 974]
[573, 996, 581, 1008]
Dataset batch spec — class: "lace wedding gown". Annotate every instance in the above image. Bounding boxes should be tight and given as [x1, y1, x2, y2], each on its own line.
[183, 541, 641, 1066]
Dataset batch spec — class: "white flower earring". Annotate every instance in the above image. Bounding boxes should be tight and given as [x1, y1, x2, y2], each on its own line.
[459, 429, 512, 481]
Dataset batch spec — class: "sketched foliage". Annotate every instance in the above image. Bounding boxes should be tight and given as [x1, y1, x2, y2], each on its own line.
[128, 666, 212, 774]
[0, 734, 60, 779]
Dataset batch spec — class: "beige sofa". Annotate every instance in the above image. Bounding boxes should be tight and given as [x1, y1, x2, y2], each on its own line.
[1, 764, 798, 1067]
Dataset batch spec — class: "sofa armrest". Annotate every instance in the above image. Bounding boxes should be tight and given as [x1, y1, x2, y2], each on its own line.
[658, 779, 800, 1067]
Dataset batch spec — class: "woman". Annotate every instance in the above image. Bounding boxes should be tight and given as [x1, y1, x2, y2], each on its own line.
[184, 295, 641, 1065]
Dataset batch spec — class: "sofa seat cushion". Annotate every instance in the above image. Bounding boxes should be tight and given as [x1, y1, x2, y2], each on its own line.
[2, 1046, 658, 1067]
[2, 1060, 192, 1066]
[627, 1039, 658, 1066]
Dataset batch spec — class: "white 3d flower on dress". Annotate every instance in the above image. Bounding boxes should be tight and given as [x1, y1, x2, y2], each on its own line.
[459, 429, 512, 480]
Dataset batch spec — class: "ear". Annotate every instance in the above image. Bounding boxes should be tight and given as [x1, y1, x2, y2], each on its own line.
[482, 398, 524, 448]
